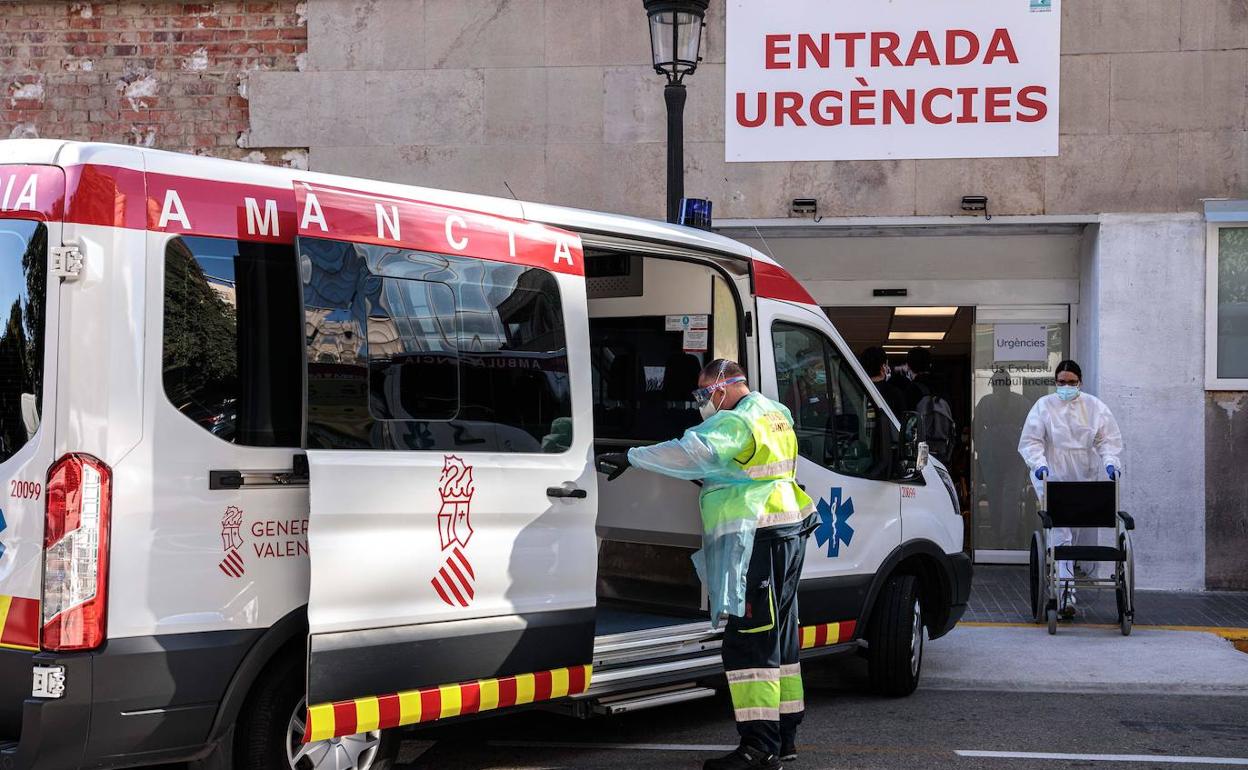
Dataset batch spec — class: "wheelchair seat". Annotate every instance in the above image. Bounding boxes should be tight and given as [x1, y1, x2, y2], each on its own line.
[1052, 545, 1125, 562]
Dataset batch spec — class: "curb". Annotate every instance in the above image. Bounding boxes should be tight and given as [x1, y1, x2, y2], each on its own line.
[961, 621, 1248, 650]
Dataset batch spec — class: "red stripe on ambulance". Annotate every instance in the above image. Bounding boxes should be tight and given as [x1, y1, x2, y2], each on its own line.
[303, 664, 594, 742]
[293, 182, 584, 276]
[0, 595, 40, 650]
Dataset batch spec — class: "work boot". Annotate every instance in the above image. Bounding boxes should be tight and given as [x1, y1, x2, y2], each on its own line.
[703, 744, 782, 770]
[780, 737, 798, 762]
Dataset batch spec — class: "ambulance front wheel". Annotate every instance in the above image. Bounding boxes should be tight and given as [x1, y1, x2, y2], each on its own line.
[866, 573, 923, 697]
[234, 650, 400, 770]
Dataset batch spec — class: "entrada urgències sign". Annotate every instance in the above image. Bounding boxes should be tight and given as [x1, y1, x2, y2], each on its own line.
[725, 0, 1061, 162]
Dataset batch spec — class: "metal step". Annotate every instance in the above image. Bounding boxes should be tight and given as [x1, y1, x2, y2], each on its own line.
[593, 622, 722, 670]
[591, 685, 718, 715]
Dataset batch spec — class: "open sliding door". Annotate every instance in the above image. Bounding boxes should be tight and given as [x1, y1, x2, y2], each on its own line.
[295, 182, 598, 739]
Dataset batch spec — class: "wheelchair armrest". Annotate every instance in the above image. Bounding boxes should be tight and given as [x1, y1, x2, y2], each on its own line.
[1037, 510, 1053, 529]
[1117, 511, 1135, 531]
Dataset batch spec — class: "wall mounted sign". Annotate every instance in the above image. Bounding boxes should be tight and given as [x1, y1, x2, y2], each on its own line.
[725, 0, 1061, 161]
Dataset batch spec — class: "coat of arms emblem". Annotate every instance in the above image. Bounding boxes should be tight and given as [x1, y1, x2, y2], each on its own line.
[431, 456, 477, 607]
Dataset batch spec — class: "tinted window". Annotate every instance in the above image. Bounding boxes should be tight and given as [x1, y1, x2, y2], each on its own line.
[772, 322, 889, 478]
[368, 279, 458, 421]
[162, 236, 303, 446]
[1217, 227, 1248, 379]
[302, 237, 572, 453]
[0, 220, 47, 463]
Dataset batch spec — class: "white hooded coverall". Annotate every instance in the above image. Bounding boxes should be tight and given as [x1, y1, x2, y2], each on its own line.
[1018, 392, 1124, 581]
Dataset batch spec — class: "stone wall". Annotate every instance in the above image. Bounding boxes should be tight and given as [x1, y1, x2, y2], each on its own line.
[1089, 215, 1207, 590]
[1206, 392, 1248, 590]
[243, 0, 1248, 219]
[0, 1, 307, 165]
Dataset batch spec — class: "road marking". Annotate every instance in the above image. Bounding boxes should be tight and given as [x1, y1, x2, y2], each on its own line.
[956, 750, 1248, 765]
[490, 740, 738, 752]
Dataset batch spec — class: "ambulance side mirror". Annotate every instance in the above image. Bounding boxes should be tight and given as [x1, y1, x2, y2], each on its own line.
[897, 412, 928, 479]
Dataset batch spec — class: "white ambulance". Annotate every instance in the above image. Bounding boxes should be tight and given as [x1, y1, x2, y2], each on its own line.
[0, 140, 970, 770]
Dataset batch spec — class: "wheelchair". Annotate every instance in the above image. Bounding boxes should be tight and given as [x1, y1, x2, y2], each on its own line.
[1028, 479, 1136, 636]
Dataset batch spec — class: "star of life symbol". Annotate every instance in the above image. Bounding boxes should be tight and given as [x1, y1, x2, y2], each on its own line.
[219, 506, 245, 578]
[431, 456, 477, 607]
[0, 508, 8, 562]
[815, 488, 855, 558]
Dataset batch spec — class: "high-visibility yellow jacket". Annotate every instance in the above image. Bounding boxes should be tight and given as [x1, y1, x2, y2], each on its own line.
[628, 392, 814, 624]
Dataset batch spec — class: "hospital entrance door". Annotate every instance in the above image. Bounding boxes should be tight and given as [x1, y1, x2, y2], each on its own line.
[970, 306, 1070, 563]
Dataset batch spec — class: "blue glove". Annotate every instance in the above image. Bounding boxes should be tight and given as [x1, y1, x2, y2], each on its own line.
[1034, 466, 1049, 481]
[1107, 465, 1118, 480]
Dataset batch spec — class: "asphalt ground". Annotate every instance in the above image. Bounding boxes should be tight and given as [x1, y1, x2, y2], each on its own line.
[141, 624, 1248, 769]
[395, 656, 1248, 769]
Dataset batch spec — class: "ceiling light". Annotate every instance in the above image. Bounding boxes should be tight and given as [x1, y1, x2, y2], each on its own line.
[888, 331, 946, 341]
[894, 306, 958, 317]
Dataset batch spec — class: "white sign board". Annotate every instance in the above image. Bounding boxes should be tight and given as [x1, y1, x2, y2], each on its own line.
[725, 0, 1061, 162]
[666, 314, 709, 331]
[994, 324, 1048, 362]
[683, 329, 710, 351]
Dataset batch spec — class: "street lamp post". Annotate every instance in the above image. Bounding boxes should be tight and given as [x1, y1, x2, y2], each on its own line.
[643, 0, 708, 224]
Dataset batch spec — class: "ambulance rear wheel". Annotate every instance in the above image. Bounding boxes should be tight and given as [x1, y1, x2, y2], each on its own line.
[234, 651, 399, 770]
[866, 573, 923, 697]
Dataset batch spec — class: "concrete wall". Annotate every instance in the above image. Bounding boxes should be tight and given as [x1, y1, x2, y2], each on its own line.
[1076, 225, 1102, 395]
[1089, 215, 1206, 590]
[1206, 392, 1248, 589]
[244, 0, 1248, 220]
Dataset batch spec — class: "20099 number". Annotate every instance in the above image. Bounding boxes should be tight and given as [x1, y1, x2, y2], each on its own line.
[10, 480, 41, 500]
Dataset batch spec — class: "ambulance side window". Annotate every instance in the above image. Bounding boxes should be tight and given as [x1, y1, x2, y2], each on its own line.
[0, 219, 47, 463]
[161, 236, 304, 447]
[772, 322, 888, 479]
[301, 237, 573, 453]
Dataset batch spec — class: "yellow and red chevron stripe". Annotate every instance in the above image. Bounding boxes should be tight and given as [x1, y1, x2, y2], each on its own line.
[304, 663, 592, 742]
[0, 595, 39, 651]
[800, 619, 857, 650]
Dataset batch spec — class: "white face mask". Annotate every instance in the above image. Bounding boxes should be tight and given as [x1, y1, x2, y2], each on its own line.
[698, 400, 718, 420]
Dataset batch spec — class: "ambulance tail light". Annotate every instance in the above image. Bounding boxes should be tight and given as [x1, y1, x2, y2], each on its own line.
[41, 453, 112, 652]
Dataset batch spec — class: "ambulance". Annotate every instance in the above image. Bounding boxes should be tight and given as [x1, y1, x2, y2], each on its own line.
[0, 140, 971, 770]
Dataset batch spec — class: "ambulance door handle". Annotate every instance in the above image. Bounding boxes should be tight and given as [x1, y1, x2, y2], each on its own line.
[547, 486, 588, 499]
[209, 470, 244, 490]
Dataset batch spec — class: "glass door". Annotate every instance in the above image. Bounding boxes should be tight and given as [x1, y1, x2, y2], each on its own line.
[970, 306, 1071, 563]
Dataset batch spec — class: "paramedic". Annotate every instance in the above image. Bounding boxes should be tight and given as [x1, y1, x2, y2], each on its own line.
[596, 359, 814, 770]
[1018, 359, 1124, 617]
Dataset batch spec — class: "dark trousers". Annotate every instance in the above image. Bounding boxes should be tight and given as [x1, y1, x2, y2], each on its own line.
[722, 532, 807, 756]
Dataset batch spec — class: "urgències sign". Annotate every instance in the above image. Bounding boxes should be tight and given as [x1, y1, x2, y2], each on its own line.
[725, 0, 1061, 162]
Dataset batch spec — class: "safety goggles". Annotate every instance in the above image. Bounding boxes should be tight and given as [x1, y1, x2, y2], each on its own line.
[692, 376, 746, 406]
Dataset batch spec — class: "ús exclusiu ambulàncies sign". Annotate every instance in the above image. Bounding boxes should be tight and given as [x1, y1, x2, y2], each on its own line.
[725, 0, 1061, 162]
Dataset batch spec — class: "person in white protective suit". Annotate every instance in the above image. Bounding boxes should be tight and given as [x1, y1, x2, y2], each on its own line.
[1018, 359, 1124, 617]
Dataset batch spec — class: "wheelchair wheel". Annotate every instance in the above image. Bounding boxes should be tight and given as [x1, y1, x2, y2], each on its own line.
[1046, 607, 1057, 635]
[1029, 532, 1046, 623]
[1117, 533, 1135, 636]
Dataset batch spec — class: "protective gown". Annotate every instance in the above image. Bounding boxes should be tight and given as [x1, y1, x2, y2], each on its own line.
[627, 393, 812, 625]
[1018, 391, 1124, 580]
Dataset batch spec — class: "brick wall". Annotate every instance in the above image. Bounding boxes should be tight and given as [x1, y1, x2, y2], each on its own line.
[1, 1, 308, 166]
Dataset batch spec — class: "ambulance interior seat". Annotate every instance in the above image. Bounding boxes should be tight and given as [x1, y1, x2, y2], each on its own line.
[585, 251, 741, 629]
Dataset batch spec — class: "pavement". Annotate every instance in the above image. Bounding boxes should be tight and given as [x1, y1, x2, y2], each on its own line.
[923, 625, 1248, 696]
[966, 565, 1248, 630]
[397, 641, 1248, 769]
[147, 566, 1248, 769]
